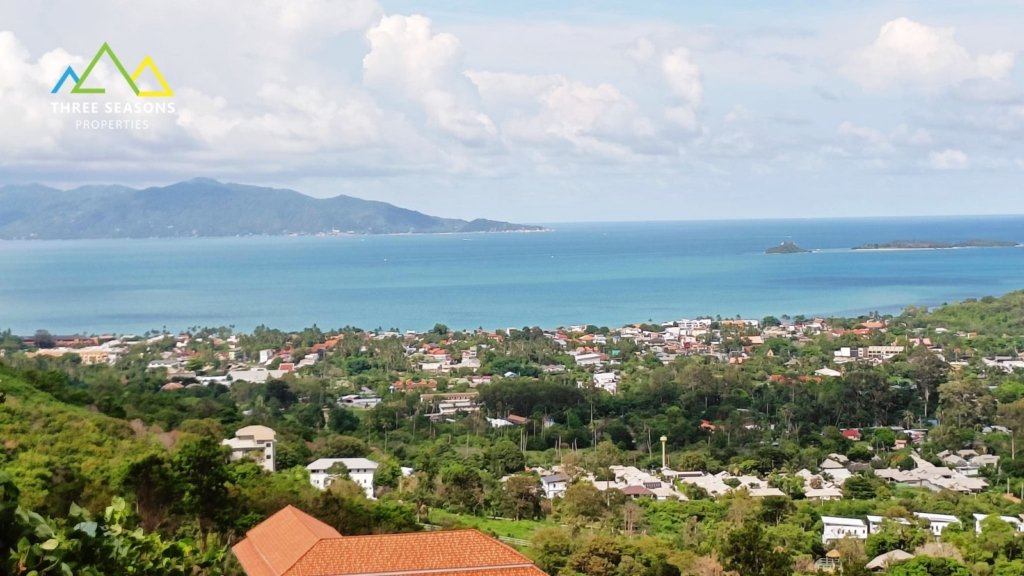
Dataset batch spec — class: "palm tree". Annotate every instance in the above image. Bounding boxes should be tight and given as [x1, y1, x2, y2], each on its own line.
[901, 409, 916, 430]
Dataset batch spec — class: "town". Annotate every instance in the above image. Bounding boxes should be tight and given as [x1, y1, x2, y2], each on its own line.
[3, 291, 1024, 575]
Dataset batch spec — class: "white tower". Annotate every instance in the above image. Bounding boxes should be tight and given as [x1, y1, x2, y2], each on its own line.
[660, 435, 668, 469]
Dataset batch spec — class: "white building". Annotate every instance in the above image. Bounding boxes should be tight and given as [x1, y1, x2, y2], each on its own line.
[973, 514, 1024, 534]
[913, 512, 960, 536]
[866, 515, 912, 534]
[227, 367, 288, 384]
[306, 457, 379, 499]
[592, 372, 619, 394]
[821, 516, 868, 543]
[223, 425, 276, 472]
[573, 352, 603, 367]
[540, 473, 569, 499]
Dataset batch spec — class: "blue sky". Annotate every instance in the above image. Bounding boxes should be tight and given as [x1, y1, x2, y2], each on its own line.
[1, 1, 1022, 222]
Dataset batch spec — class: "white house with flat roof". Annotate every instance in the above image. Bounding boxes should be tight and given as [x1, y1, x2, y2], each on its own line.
[573, 352, 603, 367]
[913, 512, 960, 536]
[973, 513, 1024, 534]
[592, 372, 619, 394]
[821, 516, 868, 543]
[223, 425, 276, 472]
[306, 457, 379, 499]
[866, 515, 912, 534]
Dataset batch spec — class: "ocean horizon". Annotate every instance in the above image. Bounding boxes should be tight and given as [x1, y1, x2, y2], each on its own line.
[1, 215, 1022, 335]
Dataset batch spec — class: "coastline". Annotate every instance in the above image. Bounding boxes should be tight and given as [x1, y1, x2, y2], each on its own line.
[851, 244, 1023, 252]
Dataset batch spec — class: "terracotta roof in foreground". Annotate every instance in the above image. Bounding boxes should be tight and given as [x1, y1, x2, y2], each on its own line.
[232, 505, 342, 576]
[232, 505, 547, 576]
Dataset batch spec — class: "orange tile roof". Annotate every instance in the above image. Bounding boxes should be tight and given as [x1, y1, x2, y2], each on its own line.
[232, 506, 547, 576]
[232, 505, 341, 576]
[290, 531, 543, 575]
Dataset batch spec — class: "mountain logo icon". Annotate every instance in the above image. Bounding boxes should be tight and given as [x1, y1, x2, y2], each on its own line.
[51, 42, 173, 97]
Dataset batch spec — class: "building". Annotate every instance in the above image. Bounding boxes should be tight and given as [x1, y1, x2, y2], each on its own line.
[223, 425, 276, 472]
[573, 352, 603, 366]
[973, 514, 1024, 534]
[866, 515, 912, 534]
[306, 458, 379, 499]
[227, 367, 289, 384]
[420, 391, 480, 419]
[821, 516, 868, 543]
[866, 346, 905, 360]
[540, 472, 569, 499]
[913, 512, 960, 536]
[232, 505, 546, 576]
[592, 372, 619, 394]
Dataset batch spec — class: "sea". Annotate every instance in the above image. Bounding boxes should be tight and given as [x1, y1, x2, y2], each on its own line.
[1, 216, 1023, 335]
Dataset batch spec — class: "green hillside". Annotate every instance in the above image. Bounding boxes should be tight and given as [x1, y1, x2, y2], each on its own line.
[902, 290, 1024, 334]
[0, 179, 545, 239]
[0, 364, 159, 513]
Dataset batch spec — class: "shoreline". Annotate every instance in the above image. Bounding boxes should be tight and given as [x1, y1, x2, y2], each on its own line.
[851, 244, 1023, 252]
[0, 227, 554, 243]
[3, 291, 1009, 339]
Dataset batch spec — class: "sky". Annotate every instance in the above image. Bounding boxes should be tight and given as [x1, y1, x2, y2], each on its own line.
[1, 0, 1023, 222]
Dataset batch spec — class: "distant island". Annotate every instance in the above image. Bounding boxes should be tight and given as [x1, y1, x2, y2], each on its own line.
[0, 178, 546, 239]
[765, 241, 810, 254]
[852, 239, 1020, 251]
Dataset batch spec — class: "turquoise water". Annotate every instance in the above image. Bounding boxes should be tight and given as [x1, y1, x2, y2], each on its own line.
[0, 216, 1022, 335]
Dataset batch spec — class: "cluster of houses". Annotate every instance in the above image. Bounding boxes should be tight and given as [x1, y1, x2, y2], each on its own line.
[25, 313, 1024, 408]
[523, 445, 998, 507]
[873, 453, 992, 493]
[21, 311, 1024, 392]
[138, 334, 337, 390]
[25, 335, 127, 365]
[534, 465, 690, 501]
[817, 451, 991, 494]
[821, 511, 1024, 544]
[532, 462, 839, 503]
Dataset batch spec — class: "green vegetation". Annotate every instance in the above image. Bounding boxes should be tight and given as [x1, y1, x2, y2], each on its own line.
[852, 240, 1019, 250]
[0, 179, 545, 239]
[765, 241, 810, 254]
[4, 290, 1024, 574]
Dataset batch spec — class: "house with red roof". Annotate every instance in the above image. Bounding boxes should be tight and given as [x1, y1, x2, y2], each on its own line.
[232, 505, 547, 576]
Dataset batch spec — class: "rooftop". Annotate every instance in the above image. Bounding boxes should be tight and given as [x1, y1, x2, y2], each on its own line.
[232, 505, 546, 576]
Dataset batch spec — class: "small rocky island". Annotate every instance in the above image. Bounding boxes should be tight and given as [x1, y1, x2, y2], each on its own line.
[852, 240, 1020, 250]
[765, 241, 810, 254]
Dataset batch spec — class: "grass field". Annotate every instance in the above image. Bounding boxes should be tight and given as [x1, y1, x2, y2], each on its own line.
[426, 509, 557, 541]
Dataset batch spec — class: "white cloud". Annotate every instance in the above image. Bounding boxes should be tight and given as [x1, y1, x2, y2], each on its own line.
[0, 32, 86, 156]
[626, 38, 656, 63]
[363, 14, 496, 145]
[364, 14, 462, 96]
[468, 71, 661, 161]
[837, 121, 932, 155]
[838, 121, 891, 151]
[724, 105, 752, 124]
[929, 148, 969, 170]
[661, 47, 703, 130]
[845, 17, 1014, 91]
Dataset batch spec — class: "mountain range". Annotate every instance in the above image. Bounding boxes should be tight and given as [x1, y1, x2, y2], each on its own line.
[0, 178, 544, 239]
